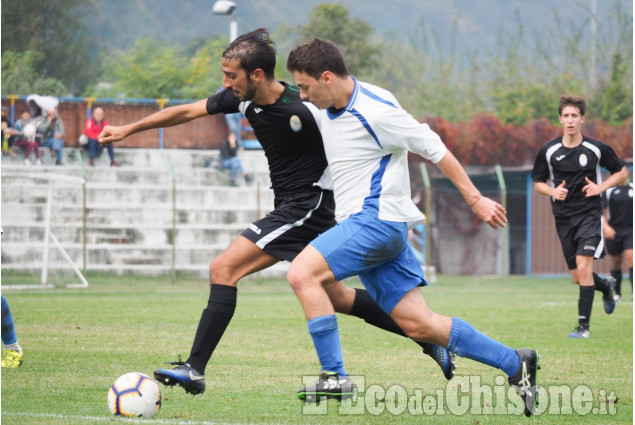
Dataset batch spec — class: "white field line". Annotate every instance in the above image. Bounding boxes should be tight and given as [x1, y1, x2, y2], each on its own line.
[1, 411, 283, 425]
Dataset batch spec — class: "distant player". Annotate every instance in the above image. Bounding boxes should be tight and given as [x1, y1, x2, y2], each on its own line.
[603, 172, 633, 301]
[1, 228, 24, 369]
[287, 37, 539, 417]
[1, 296, 23, 369]
[98, 29, 454, 396]
[532, 95, 627, 338]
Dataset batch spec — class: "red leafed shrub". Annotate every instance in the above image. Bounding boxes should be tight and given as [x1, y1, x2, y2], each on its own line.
[418, 114, 630, 166]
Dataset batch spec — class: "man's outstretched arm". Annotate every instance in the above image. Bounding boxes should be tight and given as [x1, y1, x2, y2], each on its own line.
[434, 150, 507, 229]
[98, 99, 209, 144]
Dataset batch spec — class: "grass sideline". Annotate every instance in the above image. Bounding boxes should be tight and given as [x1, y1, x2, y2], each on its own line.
[1, 272, 632, 424]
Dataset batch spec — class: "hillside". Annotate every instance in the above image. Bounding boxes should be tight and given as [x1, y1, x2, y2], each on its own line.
[91, 0, 631, 56]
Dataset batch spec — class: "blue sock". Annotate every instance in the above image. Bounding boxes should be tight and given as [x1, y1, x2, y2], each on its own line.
[1, 296, 18, 346]
[447, 317, 519, 378]
[307, 315, 346, 376]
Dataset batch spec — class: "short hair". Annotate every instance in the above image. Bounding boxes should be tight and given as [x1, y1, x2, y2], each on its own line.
[222, 28, 276, 79]
[287, 38, 348, 80]
[559, 95, 586, 116]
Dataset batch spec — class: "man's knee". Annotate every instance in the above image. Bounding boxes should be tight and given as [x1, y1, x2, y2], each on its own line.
[209, 255, 238, 285]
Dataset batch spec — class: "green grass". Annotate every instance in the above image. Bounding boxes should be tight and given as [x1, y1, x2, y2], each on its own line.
[1, 273, 632, 424]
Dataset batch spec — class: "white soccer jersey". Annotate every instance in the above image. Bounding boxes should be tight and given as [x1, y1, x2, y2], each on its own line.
[317, 78, 447, 225]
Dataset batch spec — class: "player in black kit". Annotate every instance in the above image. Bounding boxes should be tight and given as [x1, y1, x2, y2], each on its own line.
[98, 29, 455, 395]
[532, 95, 627, 339]
[603, 172, 633, 301]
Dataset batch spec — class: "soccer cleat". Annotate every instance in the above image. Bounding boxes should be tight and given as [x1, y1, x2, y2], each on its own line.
[421, 343, 456, 380]
[154, 358, 205, 395]
[298, 371, 356, 404]
[614, 294, 623, 303]
[508, 349, 541, 417]
[1, 349, 24, 368]
[568, 324, 590, 338]
[603, 276, 616, 314]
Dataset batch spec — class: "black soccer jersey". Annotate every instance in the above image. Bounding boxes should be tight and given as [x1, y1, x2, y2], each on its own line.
[532, 136, 624, 218]
[605, 183, 633, 229]
[206, 83, 328, 197]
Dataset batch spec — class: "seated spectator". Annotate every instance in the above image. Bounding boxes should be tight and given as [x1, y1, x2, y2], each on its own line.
[83, 107, 119, 167]
[13, 110, 41, 165]
[38, 108, 65, 165]
[1, 106, 17, 158]
[219, 131, 251, 187]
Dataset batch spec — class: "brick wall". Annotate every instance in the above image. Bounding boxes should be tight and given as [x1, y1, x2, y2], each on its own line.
[2, 99, 228, 150]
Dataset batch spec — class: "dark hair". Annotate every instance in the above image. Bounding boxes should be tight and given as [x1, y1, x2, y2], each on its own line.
[287, 38, 348, 80]
[559, 95, 586, 116]
[222, 28, 276, 79]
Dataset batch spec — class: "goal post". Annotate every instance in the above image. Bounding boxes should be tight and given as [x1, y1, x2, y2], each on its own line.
[1, 172, 89, 290]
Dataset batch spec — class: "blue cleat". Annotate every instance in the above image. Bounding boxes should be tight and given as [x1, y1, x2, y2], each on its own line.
[154, 358, 205, 395]
[422, 343, 456, 380]
[603, 276, 616, 314]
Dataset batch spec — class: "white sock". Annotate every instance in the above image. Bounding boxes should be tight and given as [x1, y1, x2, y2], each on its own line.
[4, 342, 21, 353]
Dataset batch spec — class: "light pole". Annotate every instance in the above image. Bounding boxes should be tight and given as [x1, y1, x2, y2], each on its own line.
[212, 0, 237, 42]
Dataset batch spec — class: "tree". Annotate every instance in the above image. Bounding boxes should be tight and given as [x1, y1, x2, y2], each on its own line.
[1, 51, 68, 96]
[293, 4, 379, 77]
[92, 37, 227, 100]
[2, 0, 97, 95]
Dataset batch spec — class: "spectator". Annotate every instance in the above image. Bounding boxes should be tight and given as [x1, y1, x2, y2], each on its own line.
[38, 108, 65, 165]
[1, 106, 17, 158]
[13, 110, 41, 165]
[219, 128, 251, 186]
[83, 107, 119, 167]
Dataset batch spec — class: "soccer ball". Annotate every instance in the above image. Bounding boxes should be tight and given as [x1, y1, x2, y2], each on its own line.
[107, 372, 162, 418]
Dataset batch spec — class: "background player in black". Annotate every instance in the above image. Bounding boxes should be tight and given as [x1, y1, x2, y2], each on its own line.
[603, 171, 633, 301]
[532, 95, 627, 338]
[99, 29, 454, 395]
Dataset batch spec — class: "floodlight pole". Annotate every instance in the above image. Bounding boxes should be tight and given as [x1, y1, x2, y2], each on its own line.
[212, 1, 238, 41]
[229, 10, 237, 42]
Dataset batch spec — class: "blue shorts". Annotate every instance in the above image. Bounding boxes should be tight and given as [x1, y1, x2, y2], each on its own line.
[310, 211, 427, 314]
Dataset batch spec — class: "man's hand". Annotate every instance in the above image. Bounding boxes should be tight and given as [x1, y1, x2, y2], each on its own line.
[98, 125, 129, 145]
[604, 224, 616, 240]
[471, 196, 507, 229]
[552, 180, 568, 200]
[582, 177, 603, 197]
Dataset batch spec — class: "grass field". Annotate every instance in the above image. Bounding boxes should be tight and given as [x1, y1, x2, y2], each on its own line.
[1, 272, 632, 424]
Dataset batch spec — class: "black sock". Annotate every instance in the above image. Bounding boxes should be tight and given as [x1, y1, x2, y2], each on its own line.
[592, 273, 609, 295]
[610, 269, 622, 296]
[578, 285, 595, 328]
[187, 284, 237, 374]
[348, 288, 428, 349]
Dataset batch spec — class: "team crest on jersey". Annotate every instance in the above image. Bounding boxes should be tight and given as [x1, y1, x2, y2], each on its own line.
[289, 115, 302, 132]
[578, 153, 588, 167]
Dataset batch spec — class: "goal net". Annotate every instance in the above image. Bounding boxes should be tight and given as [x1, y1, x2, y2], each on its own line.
[1, 171, 89, 290]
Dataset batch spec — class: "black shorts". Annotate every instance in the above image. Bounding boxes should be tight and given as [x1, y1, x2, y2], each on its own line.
[241, 189, 336, 262]
[605, 227, 633, 255]
[555, 212, 605, 270]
